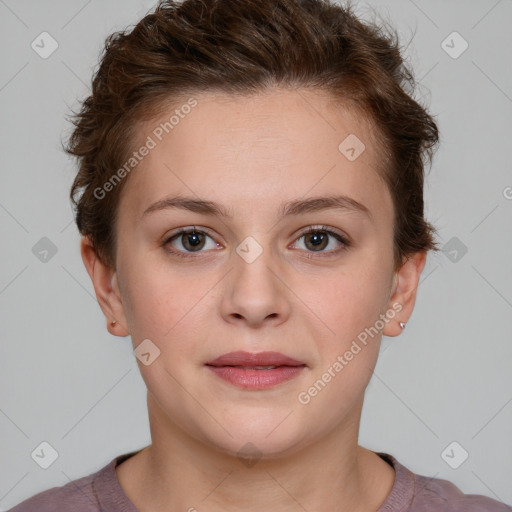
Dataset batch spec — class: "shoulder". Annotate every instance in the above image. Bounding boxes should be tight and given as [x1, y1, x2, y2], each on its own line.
[379, 452, 512, 512]
[412, 472, 512, 512]
[7, 460, 111, 512]
[412, 475, 512, 512]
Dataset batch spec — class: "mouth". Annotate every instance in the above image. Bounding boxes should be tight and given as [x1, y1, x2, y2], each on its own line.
[205, 351, 306, 390]
[205, 350, 305, 367]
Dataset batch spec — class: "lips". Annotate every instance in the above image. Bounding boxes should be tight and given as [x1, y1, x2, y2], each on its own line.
[205, 351, 306, 389]
[205, 351, 305, 368]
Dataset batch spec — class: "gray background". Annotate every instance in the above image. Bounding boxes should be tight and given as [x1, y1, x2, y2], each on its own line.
[1, 0, 511, 509]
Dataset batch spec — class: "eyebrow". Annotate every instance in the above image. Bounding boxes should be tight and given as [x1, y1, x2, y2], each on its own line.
[141, 194, 373, 221]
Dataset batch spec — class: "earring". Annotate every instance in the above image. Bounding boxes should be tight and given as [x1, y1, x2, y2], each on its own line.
[111, 320, 117, 327]
[399, 321, 406, 329]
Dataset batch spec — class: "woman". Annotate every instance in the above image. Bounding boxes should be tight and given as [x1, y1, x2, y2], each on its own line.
[9, 0, 511, 510]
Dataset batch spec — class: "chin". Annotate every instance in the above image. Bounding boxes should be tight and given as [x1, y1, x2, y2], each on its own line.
[201, 416, 309, 461]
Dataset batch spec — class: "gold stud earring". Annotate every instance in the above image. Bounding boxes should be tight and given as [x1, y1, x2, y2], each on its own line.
[111, 320, 117, 327]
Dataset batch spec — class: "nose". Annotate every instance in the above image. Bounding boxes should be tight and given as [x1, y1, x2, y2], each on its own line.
[220, 246, 291, 329]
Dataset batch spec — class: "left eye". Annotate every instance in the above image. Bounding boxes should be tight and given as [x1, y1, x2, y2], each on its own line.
[292, 227, 349, 254]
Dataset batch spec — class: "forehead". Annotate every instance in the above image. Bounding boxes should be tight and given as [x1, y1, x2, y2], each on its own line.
[120, 88, 392, 224]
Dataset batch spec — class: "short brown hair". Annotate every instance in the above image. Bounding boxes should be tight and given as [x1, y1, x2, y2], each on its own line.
[64, 0, 440, 271]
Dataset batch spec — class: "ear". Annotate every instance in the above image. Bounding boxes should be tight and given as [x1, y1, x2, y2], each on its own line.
[80, 236, 130, 337]
[382, 251, 427, 337]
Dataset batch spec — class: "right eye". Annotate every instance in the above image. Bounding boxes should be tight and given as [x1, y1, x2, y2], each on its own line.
[163, 227, 222, 258]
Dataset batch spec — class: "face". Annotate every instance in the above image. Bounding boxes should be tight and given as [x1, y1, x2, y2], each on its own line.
[91, 88, 416, 459]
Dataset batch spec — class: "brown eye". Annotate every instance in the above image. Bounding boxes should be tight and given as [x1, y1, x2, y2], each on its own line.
[180, 230, 206, 252]
[164, 228, 220, 258]
[292, 226, 350, 257]
[303, 231, 329, 251]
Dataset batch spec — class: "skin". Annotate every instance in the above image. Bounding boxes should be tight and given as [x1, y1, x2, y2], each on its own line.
[81, 87, 426, 512]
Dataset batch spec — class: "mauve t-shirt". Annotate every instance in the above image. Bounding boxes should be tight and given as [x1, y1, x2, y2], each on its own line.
[8, 450, 512, 511]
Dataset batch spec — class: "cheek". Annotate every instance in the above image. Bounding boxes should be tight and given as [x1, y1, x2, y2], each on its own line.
[302, 259, 390, 392]
[118, 257, 213, 344]
[320, 261, 391, 335]
[296, 269, 386, 419]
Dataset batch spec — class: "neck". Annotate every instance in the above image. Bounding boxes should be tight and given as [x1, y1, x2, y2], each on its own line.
[116, 395, 395, 512]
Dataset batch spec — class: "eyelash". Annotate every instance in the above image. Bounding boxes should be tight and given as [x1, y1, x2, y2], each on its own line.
[297, 226, 351, 259]
[163, 225, 351, 260]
